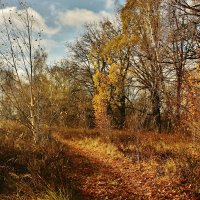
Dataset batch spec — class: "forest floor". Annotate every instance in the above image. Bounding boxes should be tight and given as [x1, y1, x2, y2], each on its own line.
[53, 129, 200, 200]
[0, 124, 200, 199]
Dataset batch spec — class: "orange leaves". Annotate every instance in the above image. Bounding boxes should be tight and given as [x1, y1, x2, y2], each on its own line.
[182, 68, 200, 135]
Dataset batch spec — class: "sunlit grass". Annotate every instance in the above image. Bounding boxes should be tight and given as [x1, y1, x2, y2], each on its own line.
[38, 189, 70, 200]
[67, 137, 123, 159]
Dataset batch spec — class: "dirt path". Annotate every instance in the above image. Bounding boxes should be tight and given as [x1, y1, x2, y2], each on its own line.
[53, 132, 196, 200]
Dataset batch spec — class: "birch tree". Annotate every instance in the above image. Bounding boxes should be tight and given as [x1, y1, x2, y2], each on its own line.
[0, 1, 45, 142]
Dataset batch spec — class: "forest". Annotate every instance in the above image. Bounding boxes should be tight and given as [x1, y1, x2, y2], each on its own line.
[0, 0, 200, 199]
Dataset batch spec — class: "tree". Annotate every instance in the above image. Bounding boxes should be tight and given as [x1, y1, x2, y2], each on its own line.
[79, 20, 135, 128]
[99, 20, 137, 128]
[45, 61, 93, 128]
[0, 1, 46, 142]
[162, 1, 198, 128]
[68, 22, 110, 128]
[121, 0, 165, 132]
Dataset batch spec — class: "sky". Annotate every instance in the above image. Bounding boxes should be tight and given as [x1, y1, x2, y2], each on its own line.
[0, 0, 125, 63]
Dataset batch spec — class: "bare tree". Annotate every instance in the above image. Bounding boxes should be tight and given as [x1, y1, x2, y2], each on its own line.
[0, 1, 45, 142]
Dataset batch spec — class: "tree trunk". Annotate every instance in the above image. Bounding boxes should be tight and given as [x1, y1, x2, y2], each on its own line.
[151, 90, 162, 133]
[30, 89, 37, 142]
[176, 73, 182, 127]
[118, 94, 126, 129]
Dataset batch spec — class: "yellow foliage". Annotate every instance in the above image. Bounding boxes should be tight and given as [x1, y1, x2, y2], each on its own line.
[93, 70, 110, 128]
[104, 34, 138, 54]
[108, 64, 120, 85]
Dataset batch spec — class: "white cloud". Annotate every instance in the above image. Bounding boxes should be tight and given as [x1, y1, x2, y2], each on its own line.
[106, 0, 114, 8]
[40, 39, 60, 52]
[27, 7, 60, 36]
[58, 8, 112, 27]
[0, 6, 60, 36]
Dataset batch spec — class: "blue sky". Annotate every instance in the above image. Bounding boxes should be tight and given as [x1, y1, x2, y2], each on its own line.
[1, 0, 124, 62]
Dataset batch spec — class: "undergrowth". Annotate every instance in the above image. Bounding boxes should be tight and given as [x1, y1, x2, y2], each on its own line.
[0, 123, 72, 200]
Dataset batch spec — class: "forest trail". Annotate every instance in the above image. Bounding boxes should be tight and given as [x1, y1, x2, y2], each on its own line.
[53, 131, 195, 200]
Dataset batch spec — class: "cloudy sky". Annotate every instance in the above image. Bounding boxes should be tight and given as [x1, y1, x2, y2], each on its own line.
[0, 0, 124, 63]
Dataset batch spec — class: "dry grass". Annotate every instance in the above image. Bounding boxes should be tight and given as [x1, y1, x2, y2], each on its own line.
[67, 137, 123, 159]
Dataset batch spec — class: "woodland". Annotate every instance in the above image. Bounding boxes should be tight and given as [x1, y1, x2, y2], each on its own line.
[0, 0, 200, 199]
